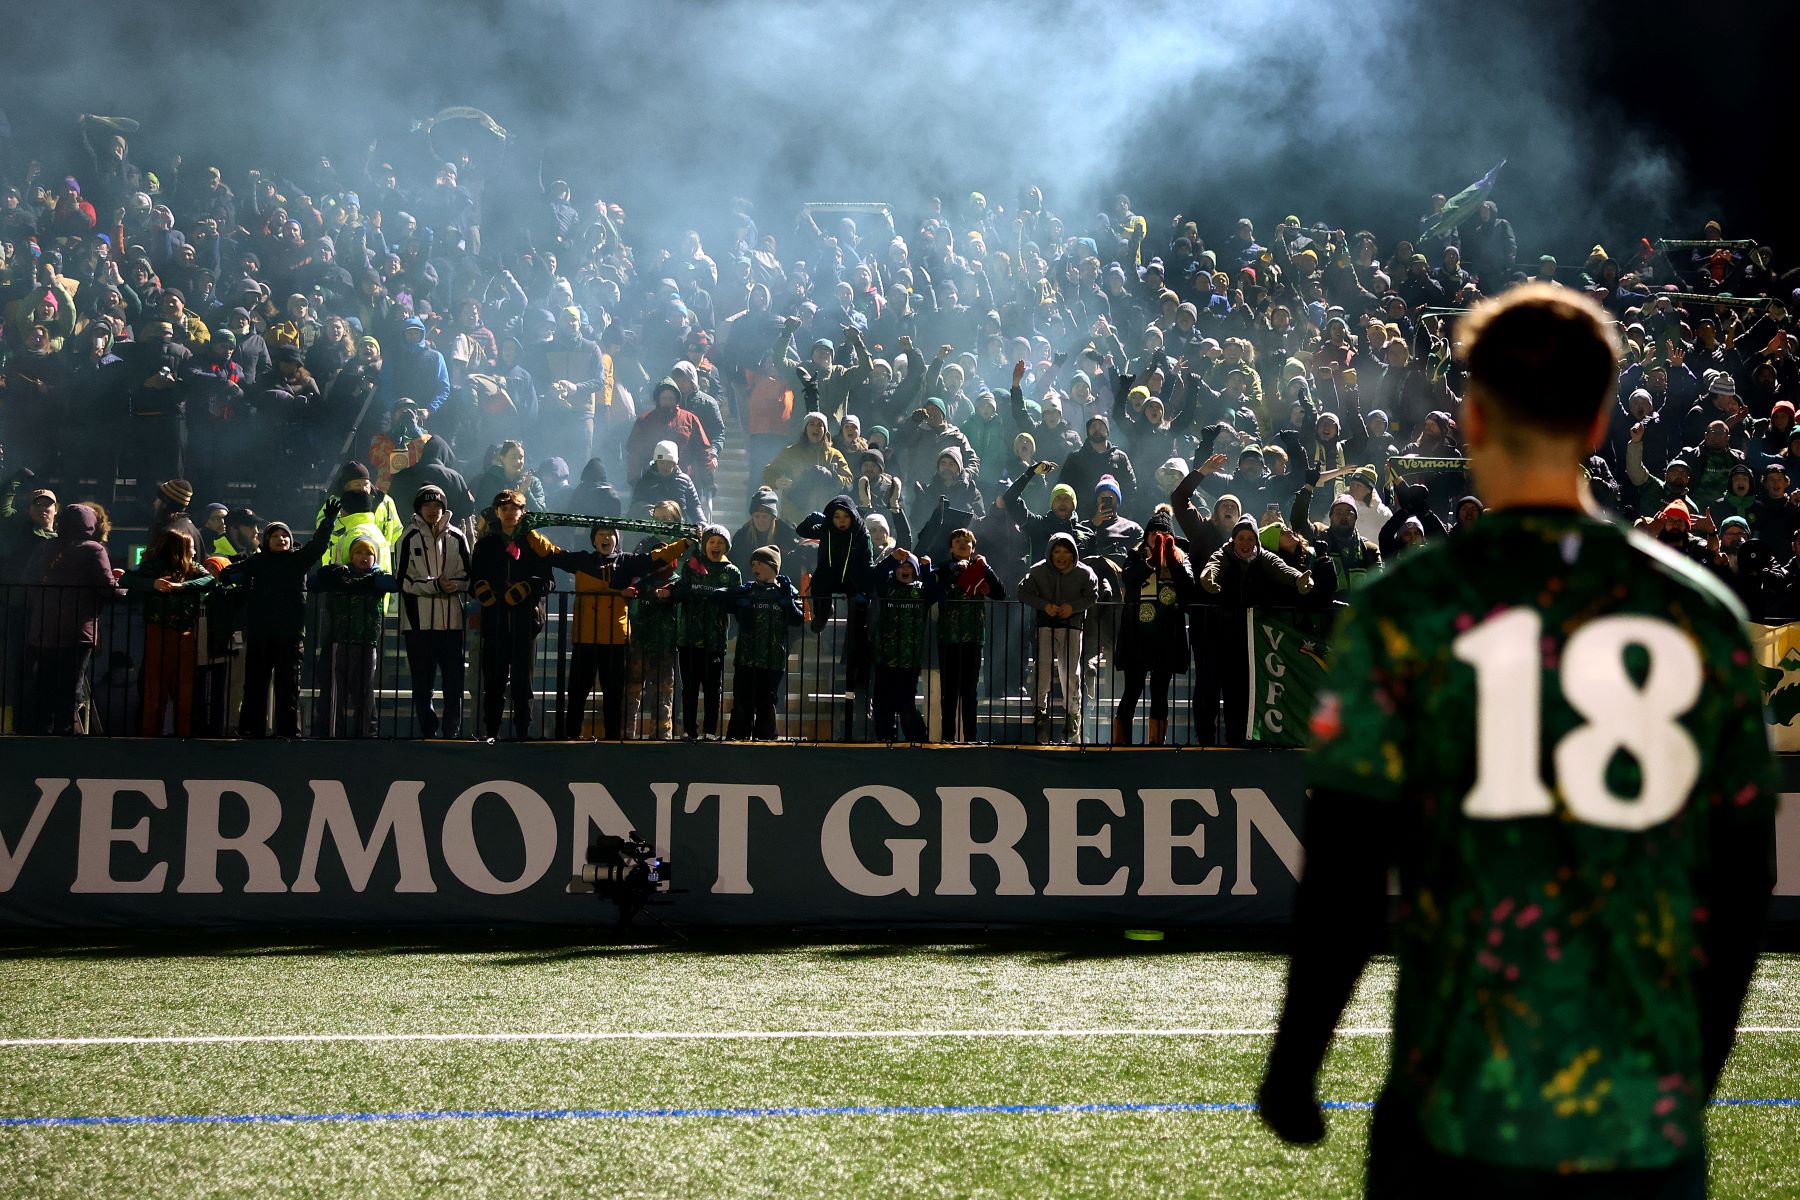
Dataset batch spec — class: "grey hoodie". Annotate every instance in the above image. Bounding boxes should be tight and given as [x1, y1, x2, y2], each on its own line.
[1019, 532, 1099, 629]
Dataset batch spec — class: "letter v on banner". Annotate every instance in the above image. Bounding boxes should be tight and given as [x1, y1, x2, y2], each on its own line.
[0, 779, 69, 891]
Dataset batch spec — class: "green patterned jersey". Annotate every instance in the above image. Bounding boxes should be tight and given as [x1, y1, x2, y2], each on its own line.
[1308, 506, 1778, 1171]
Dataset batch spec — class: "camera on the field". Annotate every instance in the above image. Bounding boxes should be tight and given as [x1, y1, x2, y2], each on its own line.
[569, 831, 672, 923]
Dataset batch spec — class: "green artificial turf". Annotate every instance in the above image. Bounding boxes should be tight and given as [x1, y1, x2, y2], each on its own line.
[0, 935, 1795, 1199]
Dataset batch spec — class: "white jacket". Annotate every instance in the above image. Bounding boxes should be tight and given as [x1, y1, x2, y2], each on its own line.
[397, 517, 472, 632]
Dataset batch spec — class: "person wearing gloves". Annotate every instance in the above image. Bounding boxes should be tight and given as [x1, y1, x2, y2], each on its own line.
[719, 546, 805, 740]
[396, 484, 472, 738]
[1195, 514, 1314, 745]
[1309, 491, 1383, 601]
[1111, 508, 1197, 745]
[632, 440, 705, 522]
[797, 495, 879, 739]
[667, 525, 743, 740]
[1019, 531, 1099, 744]
[221, 497, 340, 738]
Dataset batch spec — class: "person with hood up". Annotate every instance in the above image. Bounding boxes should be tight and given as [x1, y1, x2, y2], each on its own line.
[220, 498, 339, 738]
[540, 521, 692, 741]
[1019, 530, 1099, 744]
[570, 457, 623, 520]
[962, 388, 1012, 483]
[733, 487, 800, 576]
[1195, 514, 1314, 745]
[396, 484, 471, 739]
[1059, 413, 1138, 516]
[798, 494, 880, 737]
[24, 503, 122, 735]
[631, 440, 705, 522]
[1111, 507, 1196, 745]
[913, 445, 983, 524]
[390, 434, 476, 526]
[317, 460, 404, 569]
[626, 378, 711, 489]
[667, 525, 743, 740]
[381, 316, 450, 414]
[764, 407, 852, 518]
[870, 549, 940, 742]
[719, 546, 805, 740]
[894, 393, 980, 490]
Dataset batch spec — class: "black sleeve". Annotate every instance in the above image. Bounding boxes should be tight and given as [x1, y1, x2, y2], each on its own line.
[1264, 788, 1392, 1092]
[1697, 809, 1777, 1095]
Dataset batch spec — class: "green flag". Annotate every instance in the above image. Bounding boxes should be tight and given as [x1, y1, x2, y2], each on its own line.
[1247, 609, 1331, 746]
[1419, 160, 1505, 242]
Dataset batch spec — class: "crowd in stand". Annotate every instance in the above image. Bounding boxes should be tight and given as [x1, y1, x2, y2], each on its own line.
[1, 116, 1795, 744]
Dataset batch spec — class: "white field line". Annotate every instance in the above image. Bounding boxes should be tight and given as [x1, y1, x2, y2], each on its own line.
[0, 1025, 1796, 1049]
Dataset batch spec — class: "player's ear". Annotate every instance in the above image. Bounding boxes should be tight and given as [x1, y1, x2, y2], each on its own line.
[1462, 391, 1488, 450]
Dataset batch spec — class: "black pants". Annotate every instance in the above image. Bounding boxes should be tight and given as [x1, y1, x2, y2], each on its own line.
[938, 641, 981, 741]
[480, 616, 540, 739]
[564, 643, 628, 739]
[1116, 667, 1176, 725]
[330, 643, 378, 738]
[872, 665, 927, 742]
[403, 629, 465, 738]
[680, 646, 725, 736]
[26, 644, 92, 736]
[727, 665, 779, 740]
[1363, 1099, 1705, 1200]
[195, 659, 233, 737]
[240, 634, 303, 738]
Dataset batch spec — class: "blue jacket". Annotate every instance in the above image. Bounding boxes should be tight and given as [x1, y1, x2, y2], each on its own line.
[382, 318, 451, 412]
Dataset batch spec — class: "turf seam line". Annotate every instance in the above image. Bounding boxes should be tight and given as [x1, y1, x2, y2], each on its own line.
[3, 1025, 1798, 1048]
[6, 1098, 1798, 1130]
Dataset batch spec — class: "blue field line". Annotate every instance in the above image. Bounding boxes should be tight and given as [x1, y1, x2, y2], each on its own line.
[4, 1097, 1797, 1129]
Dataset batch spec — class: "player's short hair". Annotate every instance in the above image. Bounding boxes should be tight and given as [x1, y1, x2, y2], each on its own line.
[1459, 283, 1619, 438]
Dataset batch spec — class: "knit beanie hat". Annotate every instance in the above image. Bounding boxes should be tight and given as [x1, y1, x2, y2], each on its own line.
[413, 484, 447, 513]
[1259, 520, 1285, 553]
[751, 545, 782, 572]
[158, 478, 194, 508]
[653, 440, 679, 465]
[859, 448, 886, 470]
[1050, 483, 1077, 509]
[700, 523, 731, 550]
[1094, 475, 1123, 506]
[1658, 501, 1692, 527]
[1721, 515, 1751, 533]
[750, 486, 780, 517]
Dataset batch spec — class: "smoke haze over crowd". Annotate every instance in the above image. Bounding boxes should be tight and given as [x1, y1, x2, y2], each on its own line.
[0, 0, 1774, 260]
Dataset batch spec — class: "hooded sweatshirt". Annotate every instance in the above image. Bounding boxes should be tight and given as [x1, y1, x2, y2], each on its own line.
[392, 436, 476, 522]
[1019, 531, 1099, 629]
[25, 503, 120, 646]
[381, 316, 451, 412]
[571, 456, 624, 519]
[798, 495, 877, 601]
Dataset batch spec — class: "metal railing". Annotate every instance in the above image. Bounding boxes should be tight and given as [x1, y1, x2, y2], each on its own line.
[0, 582, 1335, 746]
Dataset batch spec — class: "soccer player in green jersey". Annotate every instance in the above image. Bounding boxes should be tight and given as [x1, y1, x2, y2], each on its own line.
[1259, 284, 1778, 1197]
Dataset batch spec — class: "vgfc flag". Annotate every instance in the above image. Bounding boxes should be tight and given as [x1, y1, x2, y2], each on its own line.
[1248, 610, 1330, 747]
[1750, 621, 1800, 752]
[1419, 160, 1506, 242]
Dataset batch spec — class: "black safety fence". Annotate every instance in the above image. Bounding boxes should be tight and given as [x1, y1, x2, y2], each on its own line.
[0, 582, 1339, 746]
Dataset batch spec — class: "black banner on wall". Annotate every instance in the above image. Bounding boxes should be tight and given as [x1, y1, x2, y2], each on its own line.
[0, 742, 1311, 929]
[3, 742, 1797, 929]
